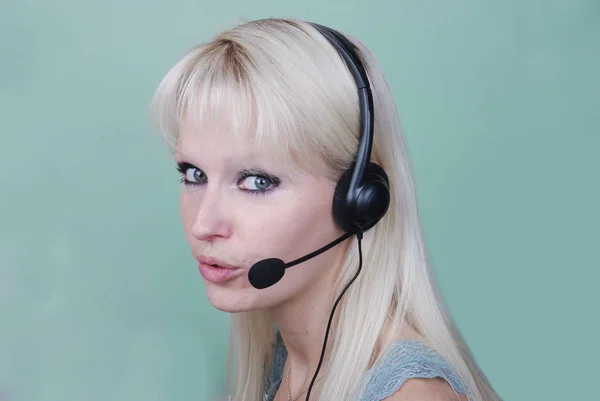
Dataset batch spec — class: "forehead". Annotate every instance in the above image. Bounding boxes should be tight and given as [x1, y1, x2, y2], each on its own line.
[175, 117, 330, 176]
[177, 119, 256, 158]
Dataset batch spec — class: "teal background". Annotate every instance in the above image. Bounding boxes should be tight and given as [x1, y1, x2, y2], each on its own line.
[1, 1, 598, 400]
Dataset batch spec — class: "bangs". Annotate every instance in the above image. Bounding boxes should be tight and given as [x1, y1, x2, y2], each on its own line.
[151, 38, 333, 174]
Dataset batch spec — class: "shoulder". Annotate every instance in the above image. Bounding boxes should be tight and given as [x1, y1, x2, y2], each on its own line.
[358, 340, 470, 401]
[382, 377, 469, 401]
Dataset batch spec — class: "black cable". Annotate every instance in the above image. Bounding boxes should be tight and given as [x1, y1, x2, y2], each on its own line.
[305, 231, 364, 401]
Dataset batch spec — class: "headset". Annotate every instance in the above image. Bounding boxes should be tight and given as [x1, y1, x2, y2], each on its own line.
[247, 23, 391, 290]
[247, 21, 391, 400]
[312, 22, 390, 235]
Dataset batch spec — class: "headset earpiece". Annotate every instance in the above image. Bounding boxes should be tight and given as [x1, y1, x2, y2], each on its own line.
[333, 162, 390, 233]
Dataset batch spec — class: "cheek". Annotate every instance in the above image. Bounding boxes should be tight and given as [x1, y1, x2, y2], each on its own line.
[251, 192, 339, 259]
[179, 192, 197, 236]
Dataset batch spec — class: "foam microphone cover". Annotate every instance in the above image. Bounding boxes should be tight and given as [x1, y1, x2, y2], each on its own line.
[248, 258, 286, 289]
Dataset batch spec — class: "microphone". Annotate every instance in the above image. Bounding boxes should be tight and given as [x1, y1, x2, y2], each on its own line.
[248, 229, 360, 289]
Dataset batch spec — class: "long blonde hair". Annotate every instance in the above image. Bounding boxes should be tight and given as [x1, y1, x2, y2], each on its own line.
[150, 17, 500, 401]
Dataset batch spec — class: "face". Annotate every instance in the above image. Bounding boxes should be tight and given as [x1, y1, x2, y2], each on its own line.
[175, 119, 347, 313]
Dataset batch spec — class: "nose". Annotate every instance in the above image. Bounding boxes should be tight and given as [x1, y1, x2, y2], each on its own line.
[190, 185, 232, 242]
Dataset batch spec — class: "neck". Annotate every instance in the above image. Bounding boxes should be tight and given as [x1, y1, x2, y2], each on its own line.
[271, 285, 336, 381]
[268, 240, 351, 397]
[269, 270, 342, 393]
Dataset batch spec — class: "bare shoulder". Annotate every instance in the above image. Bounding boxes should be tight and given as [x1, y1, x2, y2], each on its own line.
[382, 377, 469, 401]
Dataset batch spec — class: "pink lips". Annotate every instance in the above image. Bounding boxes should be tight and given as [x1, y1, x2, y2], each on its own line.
[196, 256, 242, 284]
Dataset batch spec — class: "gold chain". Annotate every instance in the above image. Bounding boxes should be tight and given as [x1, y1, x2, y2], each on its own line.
[285, 364, 324, 401]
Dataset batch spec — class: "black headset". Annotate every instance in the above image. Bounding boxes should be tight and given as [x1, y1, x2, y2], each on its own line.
[247, 22, 393, 400]
[310, 23, 390, 234]
[294, 24, 392, 401]
[247, 23, 391, 290]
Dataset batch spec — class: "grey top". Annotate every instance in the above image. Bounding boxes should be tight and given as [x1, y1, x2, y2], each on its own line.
[264, 331, 470, 401]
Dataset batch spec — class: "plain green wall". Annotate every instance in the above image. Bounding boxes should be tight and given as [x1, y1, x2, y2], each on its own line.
[1, 0, 598, 400]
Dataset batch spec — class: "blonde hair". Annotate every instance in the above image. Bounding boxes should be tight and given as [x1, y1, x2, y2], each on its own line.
[150, 17, 500, 401]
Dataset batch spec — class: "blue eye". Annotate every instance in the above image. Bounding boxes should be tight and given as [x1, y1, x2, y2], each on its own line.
[239, 175, 273, 191]
[175, 163, 280, 194]
[238, 169, 280, 195]
[177, 162, 206, 186]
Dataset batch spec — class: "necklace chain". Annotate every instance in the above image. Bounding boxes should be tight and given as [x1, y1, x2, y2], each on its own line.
[285, 365, 323, 401]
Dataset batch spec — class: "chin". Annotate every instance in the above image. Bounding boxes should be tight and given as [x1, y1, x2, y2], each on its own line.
[209, 300, 267, 314]
[205, 282, 294, 314]
[210, 302, 247, 313]
[203, 283, 260, 313]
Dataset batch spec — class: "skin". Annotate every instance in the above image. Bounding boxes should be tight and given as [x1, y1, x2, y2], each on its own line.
[175, 117, 350, 393]
[175, 118, 468, 401]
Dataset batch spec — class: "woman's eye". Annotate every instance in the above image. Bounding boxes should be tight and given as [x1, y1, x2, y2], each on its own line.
[239, 175, 274, 191]
[186, 168, 205, 183]
[177, 162, 206, 185]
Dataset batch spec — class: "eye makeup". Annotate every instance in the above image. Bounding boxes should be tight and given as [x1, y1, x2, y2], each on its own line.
[176, 162, 281, 195]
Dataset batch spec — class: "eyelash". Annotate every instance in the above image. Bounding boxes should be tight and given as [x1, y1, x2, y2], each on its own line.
[175, 162, 280, 196]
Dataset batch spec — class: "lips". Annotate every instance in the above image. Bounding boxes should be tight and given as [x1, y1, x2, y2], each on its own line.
[196, 256, 239, 270]
[196, 256, 243, 284]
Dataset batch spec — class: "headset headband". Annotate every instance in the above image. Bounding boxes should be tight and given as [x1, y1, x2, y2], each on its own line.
[309, 23, 375, 221]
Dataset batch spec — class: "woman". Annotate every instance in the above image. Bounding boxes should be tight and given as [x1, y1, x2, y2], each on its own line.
[150, 17, 501, 401]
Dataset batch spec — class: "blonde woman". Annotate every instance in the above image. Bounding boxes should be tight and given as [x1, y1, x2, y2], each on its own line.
[151, 17, 501, 401]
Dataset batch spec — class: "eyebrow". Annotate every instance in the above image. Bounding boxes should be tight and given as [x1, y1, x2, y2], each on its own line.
[173, 150, 299, 181]
[174, 150, 263, 164]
